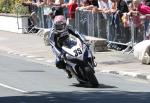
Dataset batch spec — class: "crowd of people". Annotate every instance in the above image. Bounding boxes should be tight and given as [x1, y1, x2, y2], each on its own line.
[21, 0, 150, 42]
[21, 0, 78, 29]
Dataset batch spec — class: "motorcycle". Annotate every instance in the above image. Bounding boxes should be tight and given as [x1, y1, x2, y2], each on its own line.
[50, 32, 99, 87]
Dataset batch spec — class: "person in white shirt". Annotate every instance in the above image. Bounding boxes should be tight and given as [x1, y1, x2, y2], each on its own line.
[98, 0, 112, 19]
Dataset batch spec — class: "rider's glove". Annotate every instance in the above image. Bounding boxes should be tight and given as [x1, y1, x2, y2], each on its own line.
[59, 51, 65, 60]
[83, 40, 91, 46]
[60, 54, 64, 60]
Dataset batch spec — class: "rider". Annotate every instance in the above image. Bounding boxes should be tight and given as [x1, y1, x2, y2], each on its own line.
[49, 15, 86, 78]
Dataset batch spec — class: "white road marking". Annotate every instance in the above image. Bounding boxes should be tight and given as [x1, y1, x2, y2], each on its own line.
[46, 60, 55, 63]
[4, 49, 55, 65]
[0, 83, 28, 93]
[26, 55, 36, 58]
[19, 53, 28, 57]
[7, 51, 16, 54]
[147, 75, 150, 80]
[35, 58, 45, 61]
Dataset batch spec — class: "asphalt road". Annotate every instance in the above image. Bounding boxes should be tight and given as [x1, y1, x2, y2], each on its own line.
[0, 51, 150, 103]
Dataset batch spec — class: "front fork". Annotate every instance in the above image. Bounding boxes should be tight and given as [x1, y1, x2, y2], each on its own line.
[66, 64, 87, 83]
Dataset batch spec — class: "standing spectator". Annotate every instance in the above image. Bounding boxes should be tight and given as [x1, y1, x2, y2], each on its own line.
[128, 0, 143, 42]
[21, 0, 41, 32]
[114, 0, 129, 43]
[138, 0, 150, 14]
[62, 0, 78, 28]
[77, 0, 98, 10]
[124, 0, 132, 5]
[67, 0, 78, 28]
[42, 0, 54, 28]
[64, 0, 70, 18]
[108, 0, 118, 41]
[22, 0, 37, 25]
[110, 0, 117, 12]
[116, 0, 129, 18]
[98, 0, 113, 39]
[52, 0, 64, 17]
[33, 0, 45, 28]
[88, 0, 99, 7]
[137, 0, 150, 40]
[80, 0, 91, 7]
[98, 0, 112, 19]
[55, 0, 64, 4]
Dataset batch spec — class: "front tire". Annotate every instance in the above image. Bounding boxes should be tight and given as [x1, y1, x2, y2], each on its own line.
[84, 66, 99, 87]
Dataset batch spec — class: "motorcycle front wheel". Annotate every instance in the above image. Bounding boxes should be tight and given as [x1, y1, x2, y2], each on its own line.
[84, 66, 99, 88]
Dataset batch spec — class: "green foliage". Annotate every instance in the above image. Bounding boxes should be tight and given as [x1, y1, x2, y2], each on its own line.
[14, 3, 29, 15]
[0, 0, 15, 13]
[0, 0, 29, 15]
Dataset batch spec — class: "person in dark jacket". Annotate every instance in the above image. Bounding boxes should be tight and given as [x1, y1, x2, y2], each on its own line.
[116, 0, 129, 18]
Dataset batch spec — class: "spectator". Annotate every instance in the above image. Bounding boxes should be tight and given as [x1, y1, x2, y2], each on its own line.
[55, 0, 64, 4]
[116, 0, 129, 18]
[113, 0, 129, 43]
[42, 0, 53, 28]
[131, 0, 150, 40]
[124, 0, 132, 5]
[110, 0, 117, 13]
[80, 0, 92, 9]
[98, 0, 112, 19]
[64, 0, 70, 18]
[22, 0, 45, 24]
[77, 0, 98, 10]
[33, 0, 46, 28]
[97, 0, 113, 40]
[128, 0, 143, 42]
[138, 0, 150, 14]
[137, 0, 150, 40]
[46, 0, 54, 5]
[51, 0, 64, 17]
[128, 0, 142, 27]
[62, 0, 78, 28]
[22, 0, 40, 32]
[88, 0, 99, 7]
[22, 0, 36, 25]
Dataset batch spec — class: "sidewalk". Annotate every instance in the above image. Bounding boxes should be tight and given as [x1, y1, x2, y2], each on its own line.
[0, 31, 150, 80]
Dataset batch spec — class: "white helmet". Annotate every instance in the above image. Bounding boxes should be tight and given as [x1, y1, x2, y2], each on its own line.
[53, 15, 67, 33]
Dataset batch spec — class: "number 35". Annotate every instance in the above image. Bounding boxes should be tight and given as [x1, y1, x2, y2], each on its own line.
[73, 48, 82, 56]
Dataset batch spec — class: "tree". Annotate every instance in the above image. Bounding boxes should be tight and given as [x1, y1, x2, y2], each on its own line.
[0, 0, 29, 15]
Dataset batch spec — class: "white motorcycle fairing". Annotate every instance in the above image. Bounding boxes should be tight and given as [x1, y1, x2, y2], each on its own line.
[62, 36, 84, 60]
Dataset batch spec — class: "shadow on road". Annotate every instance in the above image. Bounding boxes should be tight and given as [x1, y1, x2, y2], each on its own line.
[0, 91, 150, 103]
[71, 83, 117, 88]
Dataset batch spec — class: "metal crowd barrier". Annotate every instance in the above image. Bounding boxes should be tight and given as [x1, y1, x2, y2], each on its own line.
[35, 6, 53, 29]
[21, 6, 53, 34]
[75, 10, 109, 38]
[28, 7, 149, 52]
[75, 10, 108, 38]
[143, 15, 150, 39]
[75, 9, 148, 52]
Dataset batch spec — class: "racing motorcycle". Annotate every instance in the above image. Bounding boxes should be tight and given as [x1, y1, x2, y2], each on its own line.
[54, 33, 99, 87]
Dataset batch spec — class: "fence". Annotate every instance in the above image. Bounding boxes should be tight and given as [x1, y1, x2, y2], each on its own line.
[34, 6, 53, 29]
[75, 10, 109, 38]
[75, 9, 150, 51]
[17, 5, 53, 34]
[24, 7, 150, 51]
